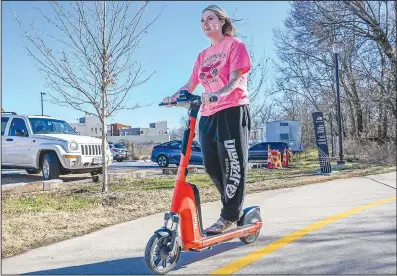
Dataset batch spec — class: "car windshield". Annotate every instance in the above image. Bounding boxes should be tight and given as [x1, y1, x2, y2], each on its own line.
[114, 144, 126, 149]
[29, 118, 77, 135]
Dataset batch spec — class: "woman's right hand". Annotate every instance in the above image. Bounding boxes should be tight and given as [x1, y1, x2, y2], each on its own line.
[162, 96, 174, 104]
[162, 91, 180, 105]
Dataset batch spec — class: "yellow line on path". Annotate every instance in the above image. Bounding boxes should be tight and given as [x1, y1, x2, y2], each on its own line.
[211, 196, 397, 274]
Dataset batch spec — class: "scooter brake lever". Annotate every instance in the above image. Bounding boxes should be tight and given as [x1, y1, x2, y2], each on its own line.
[209, 96, 218, 102]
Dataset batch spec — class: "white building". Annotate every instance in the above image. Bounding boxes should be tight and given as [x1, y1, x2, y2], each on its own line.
[69, 116, 170, 143]
[263, 120, 303, 152]
[114, 121, 169, 144]
[69, 116, 104, 138]
[119, 121, 168, 136]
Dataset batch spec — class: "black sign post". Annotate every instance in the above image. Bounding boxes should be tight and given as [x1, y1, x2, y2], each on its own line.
[312, 112, 332, 174]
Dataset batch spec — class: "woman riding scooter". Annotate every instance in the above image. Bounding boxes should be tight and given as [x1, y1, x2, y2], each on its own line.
[163, 4, 251, 234]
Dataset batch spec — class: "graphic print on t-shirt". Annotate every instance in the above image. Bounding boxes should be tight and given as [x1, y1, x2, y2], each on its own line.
[199, 53, 226, 84]
[190, 36, 251, 116]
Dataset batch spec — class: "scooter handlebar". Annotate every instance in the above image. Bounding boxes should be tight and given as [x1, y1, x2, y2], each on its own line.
[159, 93, 218, 107]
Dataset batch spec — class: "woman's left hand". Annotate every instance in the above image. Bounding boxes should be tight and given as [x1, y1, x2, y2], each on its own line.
[202, 92, 220, 105]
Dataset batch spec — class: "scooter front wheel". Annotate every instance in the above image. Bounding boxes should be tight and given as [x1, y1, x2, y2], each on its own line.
[145, 232, 181, 275]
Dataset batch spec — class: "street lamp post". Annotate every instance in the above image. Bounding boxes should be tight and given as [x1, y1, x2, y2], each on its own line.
[329, 113, 334, 157]
[40, 92, 46, 116]
[332, 38, 345, 165]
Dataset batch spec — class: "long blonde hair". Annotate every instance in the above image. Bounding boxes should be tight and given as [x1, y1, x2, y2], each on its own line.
[202, 5, 236, 37]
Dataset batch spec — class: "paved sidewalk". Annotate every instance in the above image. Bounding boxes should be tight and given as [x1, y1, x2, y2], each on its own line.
[2, 172, 396, 275]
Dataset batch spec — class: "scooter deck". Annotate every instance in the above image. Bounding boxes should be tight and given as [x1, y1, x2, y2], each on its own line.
[187, 222, 262, 249]
[204, 224, 255, 238]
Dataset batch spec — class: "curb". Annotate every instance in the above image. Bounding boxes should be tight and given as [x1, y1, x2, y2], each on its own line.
[91, 170, 149, 183]
[2, 179, 64, 194]
[2, 171, 150, 193]
[1, 166, 209, 193]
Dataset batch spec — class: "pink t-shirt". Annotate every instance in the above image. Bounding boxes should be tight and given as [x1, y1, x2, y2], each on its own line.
[190, 36, 251, 116]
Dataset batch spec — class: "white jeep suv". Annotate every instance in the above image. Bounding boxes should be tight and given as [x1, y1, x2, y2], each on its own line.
[1, 112, 113, 181]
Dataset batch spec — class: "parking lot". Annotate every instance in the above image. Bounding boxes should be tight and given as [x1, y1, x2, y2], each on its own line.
[1, 160, 205, 186]
[1, 160, 152, 184]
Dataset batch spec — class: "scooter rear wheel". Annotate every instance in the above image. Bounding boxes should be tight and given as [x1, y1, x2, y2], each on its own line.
[239, 231, 260, 244]
[145, 233, 181, 275]
[238, 206, 262, 244]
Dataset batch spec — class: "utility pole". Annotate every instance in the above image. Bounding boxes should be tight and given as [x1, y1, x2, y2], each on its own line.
[332, 37, 345, 165]
[329, 113, 334, 157]
[40, 92, 46, 115]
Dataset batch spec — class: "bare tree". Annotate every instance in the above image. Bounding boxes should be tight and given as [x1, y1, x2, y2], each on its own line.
[274, 1, 396, 147]
[14, 1, 163, 192]
[243, 37, 275, 133]
[169, 126, 185, 141]
[171, 115, 193, 141]
[295, 1, 396, 120]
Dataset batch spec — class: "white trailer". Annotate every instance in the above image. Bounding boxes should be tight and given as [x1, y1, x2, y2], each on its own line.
[263, 120, 303, 152]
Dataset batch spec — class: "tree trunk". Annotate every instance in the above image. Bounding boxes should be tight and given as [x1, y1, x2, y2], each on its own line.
[343, 92, 356, 138]
[102, 116, 108, 192]
[355, 105, 363, 138]
[347, 75, 364, 138]
[390, 1, 397, 122]
[101, 1, 108, 193]
[382, 109, 388, 142]
[342, 115, 347, 139]
[340, 59, 363, 139]
[377, 101, 383, 142]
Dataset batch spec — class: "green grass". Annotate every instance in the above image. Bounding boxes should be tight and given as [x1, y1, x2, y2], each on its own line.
[106, 155, 373, 192]
[2, 149, 395, 259]
[3, 194, 99, 214]
[109, 173, 215, 192]
[110, 177, 175, 191]
[110, 151, 392, 194]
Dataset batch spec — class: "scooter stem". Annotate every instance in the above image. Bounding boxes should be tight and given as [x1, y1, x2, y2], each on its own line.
[169, 103, 205, 244]
[175, 104, 200, 182]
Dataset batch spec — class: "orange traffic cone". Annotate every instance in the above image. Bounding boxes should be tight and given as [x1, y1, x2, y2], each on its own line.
[270, 149, 279, 169]
[267, 145, 273, 169]
[282, 148, 289, 167]
[276, 150, 282, 168]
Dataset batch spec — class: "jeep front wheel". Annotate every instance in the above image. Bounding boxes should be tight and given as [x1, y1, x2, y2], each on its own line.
[42, 152, 60, 180]
[90, 168, 103, 176]
[26, 168, 41, 174]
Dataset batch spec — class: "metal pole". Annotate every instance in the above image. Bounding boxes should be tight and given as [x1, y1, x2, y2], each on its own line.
[40, 92, 44, 116]
[334, 52, 345, 164]
[329, 113, 334, 157]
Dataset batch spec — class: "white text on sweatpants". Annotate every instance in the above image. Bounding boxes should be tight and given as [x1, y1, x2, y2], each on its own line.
[224, 139, 241, 199]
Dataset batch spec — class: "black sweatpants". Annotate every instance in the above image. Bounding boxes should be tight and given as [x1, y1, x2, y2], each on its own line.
[199, 105, 251, 222]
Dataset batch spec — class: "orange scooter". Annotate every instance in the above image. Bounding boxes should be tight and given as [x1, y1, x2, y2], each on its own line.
[144, 91, 263, 274]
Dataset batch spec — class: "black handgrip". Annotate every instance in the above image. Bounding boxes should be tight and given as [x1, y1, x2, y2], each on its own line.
[179, 90, 189, 98]
[159, 101, 177, 106]
[6, 138, 13, 141]
[209, 96, 218, 102]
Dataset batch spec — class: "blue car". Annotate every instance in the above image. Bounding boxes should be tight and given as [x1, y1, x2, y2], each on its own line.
[151, 140, 203, 167]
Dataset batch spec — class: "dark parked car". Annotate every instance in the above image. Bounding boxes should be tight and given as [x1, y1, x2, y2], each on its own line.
[109, 142, 128, 162]
[151, 140, 203, 167]
[248, 142, 290, 162]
